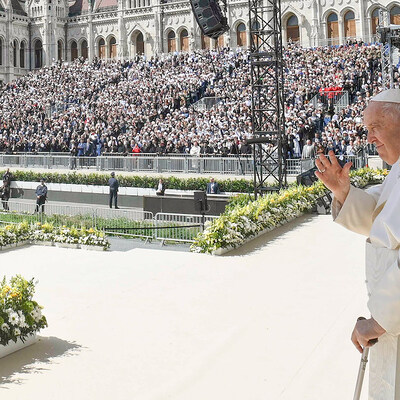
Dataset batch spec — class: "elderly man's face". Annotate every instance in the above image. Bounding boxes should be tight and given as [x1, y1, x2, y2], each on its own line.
[364, 101, 400, 165]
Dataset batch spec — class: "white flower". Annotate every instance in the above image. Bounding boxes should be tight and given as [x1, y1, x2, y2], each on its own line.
[1, 323, 9, 331]
[18, 312, 28, 328]
[13, 328, 21, 336]
[31, 307, 42, 322]
[8, 312, 19, 326]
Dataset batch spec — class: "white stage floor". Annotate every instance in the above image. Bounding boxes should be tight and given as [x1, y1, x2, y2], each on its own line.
[0, 214, 369, 400]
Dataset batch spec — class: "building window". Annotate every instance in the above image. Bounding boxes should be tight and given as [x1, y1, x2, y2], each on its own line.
[180, 29, 189, 51]
[81, 40, 88, 59]
[371, 8, 379, 35]
[344, 10, 356, 38]
[20, 41, 25, 68]
[13, 40, 17, 68]
[167, 31, 176, 53]
[391, 6, 400, 24]
[327, 12, 339, 45]
[0, 38, 4, 66]
[216, 35, 224, 49]
[109, 37, 117, 58]
[236, 23, 246, 47]
[71, 40, 78, 61]
[57, 40, 63, 61]
[98, 38, 106, 59]
[136, 32, 144, 55]
[34, 40, 43, 68]
[287, 15, 299, 42]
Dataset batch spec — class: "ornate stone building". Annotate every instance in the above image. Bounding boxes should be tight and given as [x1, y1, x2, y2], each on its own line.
[0, 0, 398, 82]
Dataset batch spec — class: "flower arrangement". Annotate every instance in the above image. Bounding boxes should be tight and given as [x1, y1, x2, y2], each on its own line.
[190, 167, 388, 254]
[0, 222, 30, 247]
[0, 275, 47, 346]
[0, 222, 110, 250]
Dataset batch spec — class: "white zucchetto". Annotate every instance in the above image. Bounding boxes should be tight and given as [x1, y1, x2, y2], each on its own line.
[371, 89, 400, 103]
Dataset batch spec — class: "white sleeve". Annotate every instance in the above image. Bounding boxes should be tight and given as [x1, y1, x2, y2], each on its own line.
[332, 184, 381, 237]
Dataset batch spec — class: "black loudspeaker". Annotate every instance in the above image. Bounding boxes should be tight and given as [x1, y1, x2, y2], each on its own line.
[296, 167, 318, 187]
[194, 191, 208, 213]
[190, 0, 229, 39]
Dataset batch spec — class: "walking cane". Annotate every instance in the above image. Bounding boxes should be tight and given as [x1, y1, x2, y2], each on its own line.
[353, 317, 378, 400]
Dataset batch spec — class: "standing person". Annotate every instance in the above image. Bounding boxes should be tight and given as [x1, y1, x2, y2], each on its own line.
[155, 178, 165, 196]
[2, 168, 12, 186]
[108, 172, 119, 209]
[35, 179, 47, 213]
[0, 180, 10, 210]
[315, 88, 400, 400]
[301, 139, 315, 159]
[206, 177, 220, 194]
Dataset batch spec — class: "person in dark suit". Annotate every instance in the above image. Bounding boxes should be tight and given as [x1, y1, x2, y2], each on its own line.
[108, 172, 119, 209]
[0, 180, 10, 210]
[155, 178, 165, 196]
[35, 179, 47, 213]
[206, 178, 220, 194]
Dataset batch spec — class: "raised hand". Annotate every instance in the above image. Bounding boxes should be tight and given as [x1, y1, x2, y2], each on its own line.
[315, 150, 352, 205]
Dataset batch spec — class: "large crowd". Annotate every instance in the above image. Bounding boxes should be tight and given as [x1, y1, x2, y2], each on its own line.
[0, 41, 393, 158]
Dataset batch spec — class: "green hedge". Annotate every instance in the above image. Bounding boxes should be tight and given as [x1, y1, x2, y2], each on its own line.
[4, 170, 255, 193]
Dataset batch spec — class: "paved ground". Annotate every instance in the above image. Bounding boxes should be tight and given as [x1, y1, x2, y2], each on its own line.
[0, 214, 369, 400]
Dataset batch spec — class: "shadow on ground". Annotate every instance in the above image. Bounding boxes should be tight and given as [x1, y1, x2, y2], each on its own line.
[223, 213, 321, 257]
[0, 336, 83, 388]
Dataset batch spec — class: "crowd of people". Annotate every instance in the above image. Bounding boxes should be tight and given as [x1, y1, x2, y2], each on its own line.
[0, 41, 392, 159]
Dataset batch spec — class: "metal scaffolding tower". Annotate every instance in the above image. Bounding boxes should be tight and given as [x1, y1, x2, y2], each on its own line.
[249, 0, 286, 198]
[379, 8, 393, 89]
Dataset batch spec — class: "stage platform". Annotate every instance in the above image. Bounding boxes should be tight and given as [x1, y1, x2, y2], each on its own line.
[0, 214, 368, 400]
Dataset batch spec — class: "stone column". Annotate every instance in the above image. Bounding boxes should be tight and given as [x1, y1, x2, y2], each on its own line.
[358, 1, 365, 40]
[117, 0, 127, 59]
[338, 14, 343, 45]
[88, 13, 95, 60]
[5, 3, 12, 81]
[310, 0, 319, 47]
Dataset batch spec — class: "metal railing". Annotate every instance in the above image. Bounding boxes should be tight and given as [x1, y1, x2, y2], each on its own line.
[192, 96, 223, 111]
[334, 91, 349, 113]
[0, 200, 217, 243]
[154, 212, 217, 243]
[0, 153, 371, 175]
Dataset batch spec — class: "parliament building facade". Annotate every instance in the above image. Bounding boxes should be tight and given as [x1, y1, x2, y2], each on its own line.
[0, 0, 397, 82]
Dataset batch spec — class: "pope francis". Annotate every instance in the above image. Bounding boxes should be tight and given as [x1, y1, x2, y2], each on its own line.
[316, 88, 400, 400]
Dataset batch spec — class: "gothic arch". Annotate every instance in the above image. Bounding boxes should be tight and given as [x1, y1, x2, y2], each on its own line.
[0, 36, 4, 66]
[96, 36, 106, 59]
[127, 22, 147, 40]
[57, 39, 64, 61]
[79, 38, 88, 59]
[339, 6, 358, 20]
[130, 29, 145, 56]
[177, 26, 189, 51]
[33, 38, 43, 68]
[232, 19, 248, 32]
[321, 8, 339, 22]
[107, 35, 117, 58]
[234, 20, 247, 47]
[166, 28, 176, 52]
[282, 12, 300, 43]
[69, 39, 78, 61]
[20, 39, 27, 68]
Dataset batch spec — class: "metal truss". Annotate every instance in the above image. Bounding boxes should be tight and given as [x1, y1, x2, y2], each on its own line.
[249, 0, 286, 197]
[379, 8, 393, 89]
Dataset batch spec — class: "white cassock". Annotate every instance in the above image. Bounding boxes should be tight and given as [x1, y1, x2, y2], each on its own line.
[332, 159, 400, 400]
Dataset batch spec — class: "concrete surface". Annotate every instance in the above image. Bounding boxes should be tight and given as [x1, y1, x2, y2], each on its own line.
[0, 214, 369, 400]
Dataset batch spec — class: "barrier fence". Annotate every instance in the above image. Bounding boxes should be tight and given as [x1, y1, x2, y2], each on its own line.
[0, 153, 369, 176]
[0, 200, 217, 243]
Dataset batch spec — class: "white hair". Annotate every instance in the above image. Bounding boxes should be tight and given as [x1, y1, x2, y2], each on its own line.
[372, 101, 400, 122]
